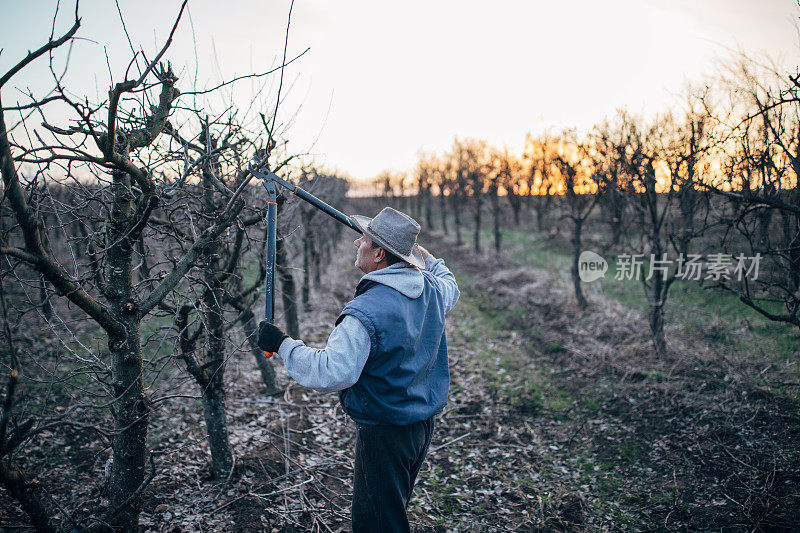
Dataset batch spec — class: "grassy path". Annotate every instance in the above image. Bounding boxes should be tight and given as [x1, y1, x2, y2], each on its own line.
[478, 224, 799, 366]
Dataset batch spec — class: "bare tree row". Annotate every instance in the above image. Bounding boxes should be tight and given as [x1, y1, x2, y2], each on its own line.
[376, 55, 798, 357]
[0, 4, 351, 531]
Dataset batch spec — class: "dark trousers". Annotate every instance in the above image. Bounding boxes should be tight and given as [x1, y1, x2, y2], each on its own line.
[352, 417, 435, 533]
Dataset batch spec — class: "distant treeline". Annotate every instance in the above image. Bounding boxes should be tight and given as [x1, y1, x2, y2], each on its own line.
[369, 58, 799, 354]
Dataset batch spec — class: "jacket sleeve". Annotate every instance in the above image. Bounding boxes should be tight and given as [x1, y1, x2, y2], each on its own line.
[276, 315, 370, 392]
[425, 255, 460, 313]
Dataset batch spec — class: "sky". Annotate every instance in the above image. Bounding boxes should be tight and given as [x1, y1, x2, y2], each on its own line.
[1, 0, 799, 181]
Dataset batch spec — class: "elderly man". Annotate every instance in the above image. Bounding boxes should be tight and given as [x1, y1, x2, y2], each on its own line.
[257, 207, 459, 532]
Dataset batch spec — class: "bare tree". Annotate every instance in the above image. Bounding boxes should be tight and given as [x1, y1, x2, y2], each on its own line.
[707, 58, 800, 328]
[554, 135, 600, 308]
[502, 151, 525, 228]
[0, 5, 193, 528]
[450, 138, 489, 252]
[414, 153, 436, 229]
[433, 157, 452, 235]
[487, 147, 520, 252]
[0, 282, 56, 532]
[159, 110, 293, 478]
[523, 133, 557, 233]
[616, 104, 713, 356]
[592, 117, 632, 250]
[445, 145, 467, 246]
[0, 2, 292, 527]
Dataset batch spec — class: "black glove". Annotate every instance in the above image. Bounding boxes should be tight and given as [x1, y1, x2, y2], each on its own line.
[257, 321, 288, 352]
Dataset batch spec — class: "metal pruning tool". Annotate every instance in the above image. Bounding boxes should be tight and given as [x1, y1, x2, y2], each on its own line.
[248, 164, 362, 357]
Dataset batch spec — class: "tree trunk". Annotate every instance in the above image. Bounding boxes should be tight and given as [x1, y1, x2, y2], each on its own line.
[311, 230, 322, 289]
[473, 197, 482, 253]
[610, 215, 622, 247]
[74, 218, 89, 260]
[38, 227, 53, 320]
[648, 284, 667, 358]
[201, 383, 233, 479]
[276, 236, 299, 338]
[202, 251, 234, 479]
[756, 206, 773, 248]
[492, 190, 501, 253]
[645, 219, 668, 359]
[302, 231, 311, 311]
[510, 197, 521, 227]
[781, 210, 800, 293]
[240, 309, 280, 394]
[439, 190, 448, 234]
[425, 187, 434, 230]
[453, 193, 462, 245]
[571, 218, 588, 308]
[535, 197, 546, 232]
[137, 235, 151, 285]
[107, 170, 148, 532]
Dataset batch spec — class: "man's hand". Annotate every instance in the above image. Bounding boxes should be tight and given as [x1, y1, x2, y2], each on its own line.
[414, 244, 431, 260]
[257, 321, 288, 353]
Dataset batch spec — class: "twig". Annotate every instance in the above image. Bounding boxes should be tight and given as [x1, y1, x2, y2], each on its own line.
[179, 48, 310, 97]
[0, 5, 80, 88]
[209, 463, 332, 515]
[430, 432, 470, 453]
[266, 0, 295, 154]
[133, 1, 187, 87]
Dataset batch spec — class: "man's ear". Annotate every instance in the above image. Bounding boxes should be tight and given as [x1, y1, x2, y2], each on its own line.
[373, 246, 386, 264]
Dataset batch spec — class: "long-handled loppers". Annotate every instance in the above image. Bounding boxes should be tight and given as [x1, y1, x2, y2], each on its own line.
[249, 165, 362, 357]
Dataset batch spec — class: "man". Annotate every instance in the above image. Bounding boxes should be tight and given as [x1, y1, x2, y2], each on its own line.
[257, 207, 459, 532]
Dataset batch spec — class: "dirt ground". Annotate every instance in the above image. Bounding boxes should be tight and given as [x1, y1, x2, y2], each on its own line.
[2, 226, 799, 532]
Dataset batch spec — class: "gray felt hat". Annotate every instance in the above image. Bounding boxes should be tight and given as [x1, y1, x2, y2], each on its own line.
[351, 207, 425, 269]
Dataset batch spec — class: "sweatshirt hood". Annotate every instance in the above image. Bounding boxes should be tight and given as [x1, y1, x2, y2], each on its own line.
[360, 263, 424, 299]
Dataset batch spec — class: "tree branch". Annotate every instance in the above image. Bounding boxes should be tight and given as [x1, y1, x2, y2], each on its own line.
[127, 64, 179, 150]
[105, 0, 186, 156]
[0, 7, 80, 88]
[138, 198, 245, 316]
[0, 106, 123, 338]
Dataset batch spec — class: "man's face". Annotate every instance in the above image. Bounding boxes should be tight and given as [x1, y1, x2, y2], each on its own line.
[354, 235, 379, 273]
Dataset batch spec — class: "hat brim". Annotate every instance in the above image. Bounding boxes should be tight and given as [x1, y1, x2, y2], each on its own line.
[352, 214, 426, 269]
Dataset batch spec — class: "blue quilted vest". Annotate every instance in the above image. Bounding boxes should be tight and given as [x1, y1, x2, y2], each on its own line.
[336, 270, 449, 426]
